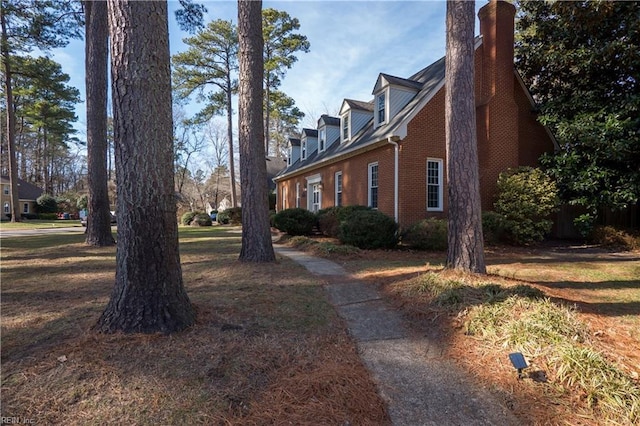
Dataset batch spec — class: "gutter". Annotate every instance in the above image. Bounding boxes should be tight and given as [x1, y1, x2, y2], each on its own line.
[387, 135, 400, 223]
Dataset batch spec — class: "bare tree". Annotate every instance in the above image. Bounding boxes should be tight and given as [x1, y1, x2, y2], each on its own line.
[444, 0, 486, 273]
[84, 0, 115, 246]
[96, 0, 195, 333]
[237, 0, 275, 262]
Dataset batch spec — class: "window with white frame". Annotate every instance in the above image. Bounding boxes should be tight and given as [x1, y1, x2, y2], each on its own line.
[301, 140, 307, 160]
[376, 92, 386, 125]
[281, 186, 287, 210]
[319, 128, 326, 152]
[287, 148, 292, 166]
[342, 114, 350, 142]
[368, 162, 378, 209]
[295, 182, 300, 208]
[4, 202, 9, 214]
[335, 171, 343, 207]
[23, 203, 29, 214]
[3, 185, 8, 195]
[427, 158, 443, 211]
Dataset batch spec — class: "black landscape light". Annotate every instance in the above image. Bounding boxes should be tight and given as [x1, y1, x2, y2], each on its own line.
[508, 352, 528, 379]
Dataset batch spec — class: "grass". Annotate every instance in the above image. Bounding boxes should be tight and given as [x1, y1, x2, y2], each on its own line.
[0, 219, 82, 229]
[1, 226, 389, 424]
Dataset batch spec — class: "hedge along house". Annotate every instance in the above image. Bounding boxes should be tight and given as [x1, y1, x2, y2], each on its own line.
[273, 0, 556, 229]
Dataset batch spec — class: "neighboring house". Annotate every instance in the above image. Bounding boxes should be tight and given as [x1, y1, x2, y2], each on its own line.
[274, 0, 556, 228]
[1, 176, 44, 218]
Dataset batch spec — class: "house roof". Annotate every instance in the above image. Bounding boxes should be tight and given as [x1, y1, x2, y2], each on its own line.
[302, 128, 318, 138]
[275, 35, 550, 181]
[0, 176, 44, 201]
[375, 73, 423, 93]
[288, 138, 301, 147]
[343, 99, 374, 112]
[319, 115, 340, 127]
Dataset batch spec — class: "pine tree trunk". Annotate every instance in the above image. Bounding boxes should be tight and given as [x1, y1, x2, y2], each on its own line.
[237, 0, 275, 263]
[96, 0, 195, 333]
[226, 74, 237, 208]
[445, 0, 486, 274]
[85, 0, 115, 247]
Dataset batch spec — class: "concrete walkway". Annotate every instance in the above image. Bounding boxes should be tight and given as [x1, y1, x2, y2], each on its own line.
[275, 245, 520, 426]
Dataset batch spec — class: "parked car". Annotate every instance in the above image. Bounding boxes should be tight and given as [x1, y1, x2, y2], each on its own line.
[81, 211, 116, 227]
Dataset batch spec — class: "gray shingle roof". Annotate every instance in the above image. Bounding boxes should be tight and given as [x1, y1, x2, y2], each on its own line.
[302, 128, 318, 137]
[319, 115, 340, 127]
[0, 176, 44, 201]
[344, 99, 374, 112]
[377, 73, 423, 91]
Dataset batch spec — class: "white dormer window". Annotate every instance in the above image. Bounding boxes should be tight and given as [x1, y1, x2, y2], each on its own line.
[319, 128, 326, 152]
[342, 114, 350, 142]
[287, 148, 292, 166]
[376, 92, 386, 126]
[301, 140, 307, 160]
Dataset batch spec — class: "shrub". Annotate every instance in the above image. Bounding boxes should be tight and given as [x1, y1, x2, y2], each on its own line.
[269, 210, 277, 227]
[401, 218, 448, 250]
[36, 194, 57, 214]
[273, 208, 317, 236]
[216, 210, 230, 224]
[494, 167, 558, 245]
[226, 207, 242, 225]
[482, 211, 507, 244]
[317, 205, 372, 237]
[338, 209, 398, 249]
[592, 226, 640, 251]
[181, 211, 198, 226]
[191, 213, 212, 226]
[38, 213, 59, 220]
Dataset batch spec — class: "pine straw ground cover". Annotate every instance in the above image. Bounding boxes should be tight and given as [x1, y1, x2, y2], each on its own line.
[331, 244, 640, 425]
[1, 227, 389, 424]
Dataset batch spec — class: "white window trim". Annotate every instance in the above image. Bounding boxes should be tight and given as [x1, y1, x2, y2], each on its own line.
[368, 162, 379, 209]
[319, 128, 326, 152]
[426, 158, 444, 212]
[335, 171, 343, 207]
[4, 202, 10, 214]
[3, 186, 8, 195]
[301, 139, 307, 160]
[281, 186, 287, 210]
[287, 148, 292, 166]
[341, 112, 350, 143]
[375, 89, 388, 127]
[295, 182, 300, 208]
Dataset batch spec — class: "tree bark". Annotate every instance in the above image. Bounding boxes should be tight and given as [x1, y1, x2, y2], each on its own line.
[225, 72, 237, 207]
[237, 0, 275, 262]
[1, 8, 21, 222]
[85, 0, 115, 246]
[96, 0, 195, 333]
[444, 0, 486, 274]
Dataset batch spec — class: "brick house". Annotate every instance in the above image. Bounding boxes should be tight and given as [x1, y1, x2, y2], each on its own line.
[1, 176, 44, 219]
[273, 0, 556, 229]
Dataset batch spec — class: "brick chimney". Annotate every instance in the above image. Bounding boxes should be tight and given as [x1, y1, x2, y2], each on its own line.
[476, 0, 518, 210]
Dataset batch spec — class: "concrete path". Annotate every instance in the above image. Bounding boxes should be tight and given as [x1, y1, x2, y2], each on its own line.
[275, 245, 520, 426]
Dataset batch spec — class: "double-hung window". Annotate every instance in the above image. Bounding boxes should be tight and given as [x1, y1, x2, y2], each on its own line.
[368, 162, 379, 209]
[342, 114, 350, 142]
[376, 92, 386, 126]
[426, 158, 443, 211]
[301, 140, 307, 160]
[4, 202, 9, 214]
[281, 186, 287, 210]
[335, 171, 343, 207]
[295, 183, 300, 208]
[319, 129, 326, 152]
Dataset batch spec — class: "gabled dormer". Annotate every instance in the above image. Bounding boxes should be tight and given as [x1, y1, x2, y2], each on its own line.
[287, 138, 301, 166]
[339, 99, 373, 143]
[317, 115, 340, 152]
[300, 128, 318, 161]
[372, 73, 422, 129]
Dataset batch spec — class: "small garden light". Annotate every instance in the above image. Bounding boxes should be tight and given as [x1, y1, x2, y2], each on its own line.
[509, 352, 528, 379]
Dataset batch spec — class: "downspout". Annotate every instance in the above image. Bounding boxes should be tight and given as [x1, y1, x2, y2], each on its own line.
[387, 136, 400, 223]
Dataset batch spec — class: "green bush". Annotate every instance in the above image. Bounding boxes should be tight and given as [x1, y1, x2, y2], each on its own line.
[482, 211, 507, 244]
[38, 213, 59, 220]
[226, 207, 242, 225]
[191, 213, 212, 226]
[217, 210, 230, 224]
[317, 205, 372, 237]
[269, 210, 277, 227]
[36, 194, 57, 214]
[273, 208, 317, 236]
[181, 211, 198, 226]
[401, 218, 448, 250]
[494, 167, 558, 245]
[339, 209, 398, 249]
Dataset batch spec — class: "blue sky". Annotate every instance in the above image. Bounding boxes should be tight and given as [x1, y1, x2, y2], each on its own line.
[52, 0, 484, 140]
